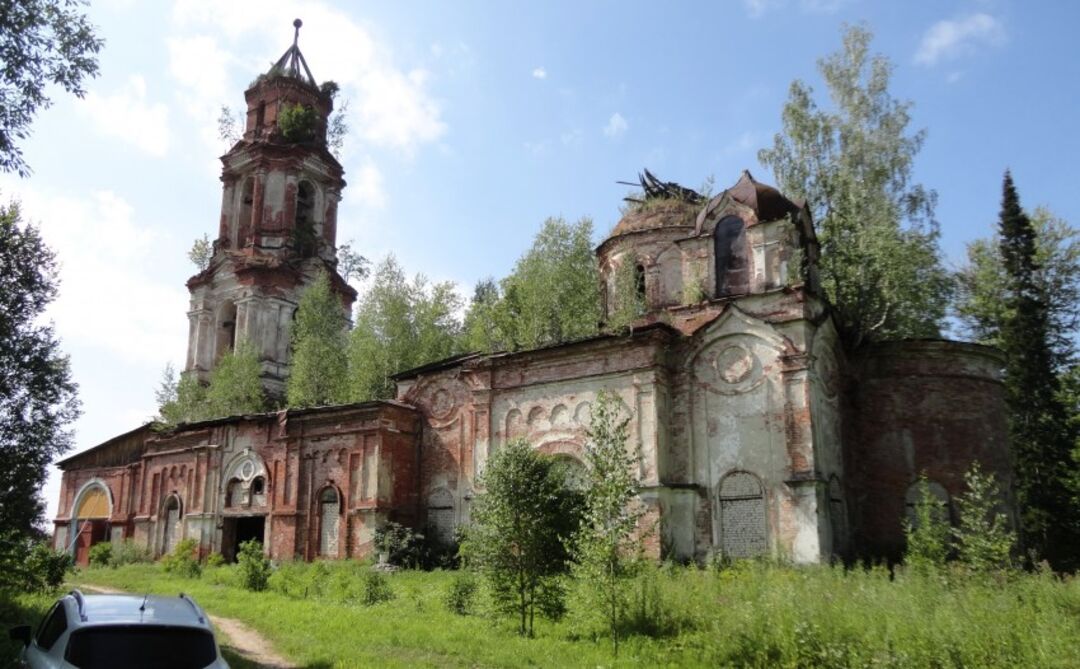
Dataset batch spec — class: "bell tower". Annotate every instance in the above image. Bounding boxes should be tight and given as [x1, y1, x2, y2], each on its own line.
[185, 20, 356, 398]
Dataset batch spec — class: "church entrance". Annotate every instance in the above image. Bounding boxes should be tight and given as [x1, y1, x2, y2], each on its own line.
[222, 516, 265, 562]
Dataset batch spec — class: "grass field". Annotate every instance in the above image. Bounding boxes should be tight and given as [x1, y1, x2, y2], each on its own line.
[2, 560, 1076, 668]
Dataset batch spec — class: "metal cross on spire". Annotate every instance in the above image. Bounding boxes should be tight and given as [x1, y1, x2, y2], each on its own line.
[268, 18, 317, 86]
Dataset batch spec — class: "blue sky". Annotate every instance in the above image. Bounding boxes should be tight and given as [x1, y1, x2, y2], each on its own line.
[3, 0, 1077, 519]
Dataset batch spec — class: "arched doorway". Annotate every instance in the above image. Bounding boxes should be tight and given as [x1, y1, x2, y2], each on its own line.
[162, 495, 182, 555]
[71, 482, 112, 566]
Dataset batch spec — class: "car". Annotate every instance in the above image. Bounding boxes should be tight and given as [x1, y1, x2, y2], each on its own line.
[8, 589, 229, 668]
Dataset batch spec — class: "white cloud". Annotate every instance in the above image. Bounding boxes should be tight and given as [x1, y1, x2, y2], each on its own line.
[78, 76, 171, 156]
[0, 181, 189, 366]
[352, 159, 386, 208]
[169, 0, 446, 154]
[532, 67, 547, 80]
[915, 13, 1006, 66]
[603, 112, 628, 139]
[560, 128, 584, 147]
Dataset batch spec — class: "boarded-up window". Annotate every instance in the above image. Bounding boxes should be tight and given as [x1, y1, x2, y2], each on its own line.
[904, 480, 951, 527]
[319, 487, 339, 557]
[718, 471, 766, 558]
[162, 497, 181, 555]
[427, 488, 455, 546]
[714, 215, 747, 296]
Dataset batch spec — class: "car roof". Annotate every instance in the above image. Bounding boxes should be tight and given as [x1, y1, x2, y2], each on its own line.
[66, 592, 211, 630]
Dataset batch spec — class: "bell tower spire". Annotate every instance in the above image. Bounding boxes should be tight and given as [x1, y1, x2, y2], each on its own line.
[184, 21, 356, 398]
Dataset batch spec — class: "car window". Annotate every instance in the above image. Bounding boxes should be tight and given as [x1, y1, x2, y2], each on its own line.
[35, 602, 68, 650]
[65, 625, 217, 669]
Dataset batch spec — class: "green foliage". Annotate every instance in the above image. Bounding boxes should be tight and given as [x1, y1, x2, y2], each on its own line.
[287, 271, 350, 408]
[444, 570, 478, 615]
[327, 99, 349, 158]
[161, 538, 201, 579]
[758, 24, 952, 348]
[277, 103, 318, 142]
[205, 552, 226, 568]
[361, 570, 395, 606]
[112, 539, 152, 566]
[462, 217, 601, 353]
[373, 521, 425, 568]
[205, 339, 266, 417]
[902, 478, 950, 571]
[681, 262, 707, 305]
[347, 255, 462, 401]
[87, 541, 112, 568]
[0, 202, 80, 537]
[0, 533, 71, 593]
[956, 206, 1080, 366]
[972, 174, 1079, 568]
[335, 240, 369, 283]
[462, 438, 581, 636]
[236, 539, 271, 592]
[607, 253, 647, 332]
[0, 0, 103, 176]
[156, 367, 207, 426]
[216, 105, 240, 144]
[68, 561, 1080, 668]
[953, 462, 1016, 571]
[575, 390, 648, 654]
[188, 233, 213, 271]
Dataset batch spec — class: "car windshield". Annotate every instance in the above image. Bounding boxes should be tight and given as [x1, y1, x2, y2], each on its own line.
[65, 625, 216, 669]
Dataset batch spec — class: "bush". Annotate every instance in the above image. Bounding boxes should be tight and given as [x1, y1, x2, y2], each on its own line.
[25, 543, 72, 591]
[444, 570, 478, 615]
[205, 552, 226, 568]
[161, 538, 201, 579]
[87, 542, 113, 567]
[277, 103, 317, 142]
[236, 540, 270, 592]
[903, 477, 950, 570]
[373, 522, 424, 568]
[113, 540, 153, 566]
[361, 570, 394, 606]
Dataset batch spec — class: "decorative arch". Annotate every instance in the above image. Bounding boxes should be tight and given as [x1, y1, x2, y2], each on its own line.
[70, 479, 113, 521]
[717, 470, 767, 559]
[220, 451, 269, 510]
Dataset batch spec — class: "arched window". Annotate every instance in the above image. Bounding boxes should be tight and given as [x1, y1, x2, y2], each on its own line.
[318, 487, 340, 557]
[236, 178, 254, 248]
[215, 300, 237, 362]
[251, 476, 266, 506]
[904, 479, 952, 527]
[718, 471, 767, 559]
[634, 264, 646, 303]
[225, 478, 243, 508]
[714, 215, 747, 297]
[162, 496, 181, 555]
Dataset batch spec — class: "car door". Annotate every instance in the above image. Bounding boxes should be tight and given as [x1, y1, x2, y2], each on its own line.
[23, 600, 68, 668]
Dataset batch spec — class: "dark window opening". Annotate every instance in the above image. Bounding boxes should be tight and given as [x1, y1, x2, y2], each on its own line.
[251, 477, 264, 495]
[236, 178, 254, 248]
[714, 215, 747, 297]
[216, 301, 237, 362]
[255, 102, 266, 130]
[292, 181, 317, 258]
[634, 264, 646, 302]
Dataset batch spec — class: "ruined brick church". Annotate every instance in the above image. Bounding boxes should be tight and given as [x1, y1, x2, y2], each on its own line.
[53, 31, 1012, 566]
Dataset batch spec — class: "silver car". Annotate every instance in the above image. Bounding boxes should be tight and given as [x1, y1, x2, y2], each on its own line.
[9, 589, 228, 668]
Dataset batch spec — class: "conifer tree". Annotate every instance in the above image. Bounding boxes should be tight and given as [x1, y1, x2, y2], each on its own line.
[287, 271, 350, 407]
[996, 172, 1078, 567]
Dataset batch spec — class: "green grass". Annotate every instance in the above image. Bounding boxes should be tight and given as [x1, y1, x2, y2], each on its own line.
[66, 560, 1080, 668]
[0, 589, 61, 665]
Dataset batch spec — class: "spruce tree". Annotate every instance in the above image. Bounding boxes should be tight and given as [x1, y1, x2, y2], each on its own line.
[287, 271, 350, 408]
[997, 171, 1078, 567]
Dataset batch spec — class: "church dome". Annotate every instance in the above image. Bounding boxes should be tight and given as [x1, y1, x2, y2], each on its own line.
[609, 199, 699, 238]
